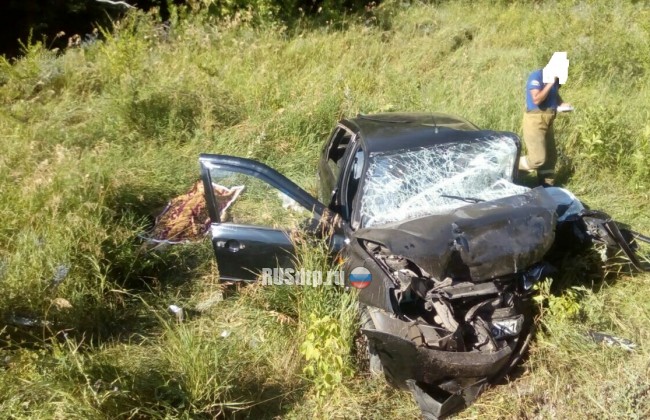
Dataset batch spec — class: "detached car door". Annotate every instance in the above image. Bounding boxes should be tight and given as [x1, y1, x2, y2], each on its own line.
[199, 154, 328, 281]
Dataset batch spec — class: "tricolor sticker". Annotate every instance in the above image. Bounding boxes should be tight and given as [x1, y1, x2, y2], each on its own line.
[349, 267, 372, 289]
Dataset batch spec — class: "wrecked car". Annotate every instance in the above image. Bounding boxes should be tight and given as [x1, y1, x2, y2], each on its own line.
[197, 113, 649, 419]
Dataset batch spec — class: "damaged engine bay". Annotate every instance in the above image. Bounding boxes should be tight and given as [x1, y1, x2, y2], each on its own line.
[349, 186, 650, 419]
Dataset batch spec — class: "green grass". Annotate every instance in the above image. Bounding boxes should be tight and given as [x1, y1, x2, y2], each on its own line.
[1, 0, 650, 417]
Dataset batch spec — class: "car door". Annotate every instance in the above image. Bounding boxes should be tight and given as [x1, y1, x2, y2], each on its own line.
[199, 154, 331, 281]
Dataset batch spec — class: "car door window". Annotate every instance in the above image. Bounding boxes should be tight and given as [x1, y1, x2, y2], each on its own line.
[347, 148, 364, 204]
[326, 127, 354, 173]
[344, 146, 365, 223]
[209, 168, 311, 230]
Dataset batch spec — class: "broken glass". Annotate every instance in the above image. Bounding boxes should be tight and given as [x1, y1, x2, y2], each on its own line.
[359, 136, 529, 227]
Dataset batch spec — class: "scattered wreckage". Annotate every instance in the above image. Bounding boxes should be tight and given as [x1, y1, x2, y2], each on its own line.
[153, 113, 649, 419]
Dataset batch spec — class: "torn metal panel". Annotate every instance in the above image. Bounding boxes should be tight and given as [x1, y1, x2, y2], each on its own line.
[407, 379, 486, 420]
[587, 331, 636, 351]
[362, 328, 513, 384]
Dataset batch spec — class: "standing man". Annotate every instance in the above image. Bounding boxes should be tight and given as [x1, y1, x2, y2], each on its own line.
[519, 52, 571, 186]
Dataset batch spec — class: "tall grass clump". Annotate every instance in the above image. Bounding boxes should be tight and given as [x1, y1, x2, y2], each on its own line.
[292, 235, 357, 400]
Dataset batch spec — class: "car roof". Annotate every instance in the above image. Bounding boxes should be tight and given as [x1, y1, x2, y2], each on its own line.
[340, 112, 506, 153]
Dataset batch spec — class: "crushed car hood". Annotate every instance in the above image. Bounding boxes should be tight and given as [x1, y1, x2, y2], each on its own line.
[354, 187, 558, 281]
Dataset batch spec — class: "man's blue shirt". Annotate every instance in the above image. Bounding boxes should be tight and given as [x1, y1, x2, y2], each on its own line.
[526, 69, 560, 112]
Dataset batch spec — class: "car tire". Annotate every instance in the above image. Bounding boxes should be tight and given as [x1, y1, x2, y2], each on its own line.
[358, 305, 384, 376]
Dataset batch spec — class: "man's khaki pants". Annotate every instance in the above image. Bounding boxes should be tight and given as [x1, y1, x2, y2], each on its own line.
[519, 110, 557, 185]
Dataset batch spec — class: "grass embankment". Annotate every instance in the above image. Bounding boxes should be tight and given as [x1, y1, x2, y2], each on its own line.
[0, 1, 649, 418]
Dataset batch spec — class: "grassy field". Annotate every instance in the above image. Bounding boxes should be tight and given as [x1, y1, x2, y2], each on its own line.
[1, 0, 649, 418]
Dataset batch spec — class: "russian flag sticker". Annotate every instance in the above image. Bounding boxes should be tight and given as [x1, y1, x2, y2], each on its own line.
[349, 267, 372, 289]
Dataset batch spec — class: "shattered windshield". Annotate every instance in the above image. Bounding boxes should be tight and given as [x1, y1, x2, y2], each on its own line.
[359, 135, 528, 228]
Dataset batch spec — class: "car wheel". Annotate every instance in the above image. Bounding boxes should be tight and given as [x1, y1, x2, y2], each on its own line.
[357, 305, 384, 376]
